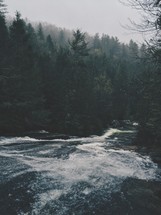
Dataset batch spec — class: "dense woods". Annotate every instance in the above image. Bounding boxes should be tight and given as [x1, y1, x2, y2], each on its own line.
[0, 0, 161, 142]
[124, 0, 161, 144]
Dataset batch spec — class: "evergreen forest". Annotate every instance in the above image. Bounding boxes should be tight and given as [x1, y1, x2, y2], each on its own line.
[0, 0, 161, 144]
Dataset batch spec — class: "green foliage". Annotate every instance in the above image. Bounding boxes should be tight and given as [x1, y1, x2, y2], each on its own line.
[0, 1, 152, 136]
[37, 23, 44, 41]
[69, 29, 89, 57]
[125, 0, 161, 144]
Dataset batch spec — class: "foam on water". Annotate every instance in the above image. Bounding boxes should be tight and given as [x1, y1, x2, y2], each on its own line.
[0, 128, 159, 215]
[0, 128, 158, 184]
[38, 130, 49, 134]
[51, 128, 124, 143]
[0, 136, 42, 145]
[16, 144, 158, 214]
[0, 128, 135, 146]
[15, 143, 157, 184]
[0, 128, 123, 145]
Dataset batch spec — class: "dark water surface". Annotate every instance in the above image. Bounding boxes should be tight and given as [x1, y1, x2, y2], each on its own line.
[0, 127, 161, 215]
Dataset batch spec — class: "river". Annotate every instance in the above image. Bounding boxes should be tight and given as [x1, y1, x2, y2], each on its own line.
[0, 126, 161, 215]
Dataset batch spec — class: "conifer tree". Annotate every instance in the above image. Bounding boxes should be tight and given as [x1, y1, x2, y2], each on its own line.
[69, 29, 89, 57]
[0, 0, 8, 66]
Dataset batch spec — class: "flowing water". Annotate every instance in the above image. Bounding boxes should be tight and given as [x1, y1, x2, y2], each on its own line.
[0, 127, 161, 215]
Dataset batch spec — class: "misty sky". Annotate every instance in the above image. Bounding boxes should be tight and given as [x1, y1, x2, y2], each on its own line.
[5, 0, 143, 43]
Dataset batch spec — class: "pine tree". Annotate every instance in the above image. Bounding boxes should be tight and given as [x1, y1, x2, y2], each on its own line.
[69, 29, 89, 57]
[0, 0, 8, 67]
[46, 34, 55, 54]
[37, 23, 44, 41]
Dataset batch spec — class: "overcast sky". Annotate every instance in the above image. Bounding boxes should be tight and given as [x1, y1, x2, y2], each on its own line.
[5, 0, 143, 43]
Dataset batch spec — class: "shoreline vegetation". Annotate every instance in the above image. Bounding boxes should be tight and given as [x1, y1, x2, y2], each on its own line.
[0, 0, 161, 146]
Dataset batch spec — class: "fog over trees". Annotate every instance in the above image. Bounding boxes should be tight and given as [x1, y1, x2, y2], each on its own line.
[0, 0, 161, 144]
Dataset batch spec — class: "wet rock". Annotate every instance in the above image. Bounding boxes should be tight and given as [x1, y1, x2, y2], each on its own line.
[24, 132, 71, 140]
[111, 120, 120, 128]
[136, 145, 161, 167]
[120, 178, 161, 215]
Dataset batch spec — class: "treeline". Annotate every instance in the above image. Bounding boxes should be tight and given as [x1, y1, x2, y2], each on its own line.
[1, 0, 159, 138]
[124, 0, 161, 145]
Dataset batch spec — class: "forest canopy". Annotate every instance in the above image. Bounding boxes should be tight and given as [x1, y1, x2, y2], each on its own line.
[0, 0, 161, 144]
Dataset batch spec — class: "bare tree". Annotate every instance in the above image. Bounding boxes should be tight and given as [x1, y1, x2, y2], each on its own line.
[121, 0, 161, 49]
